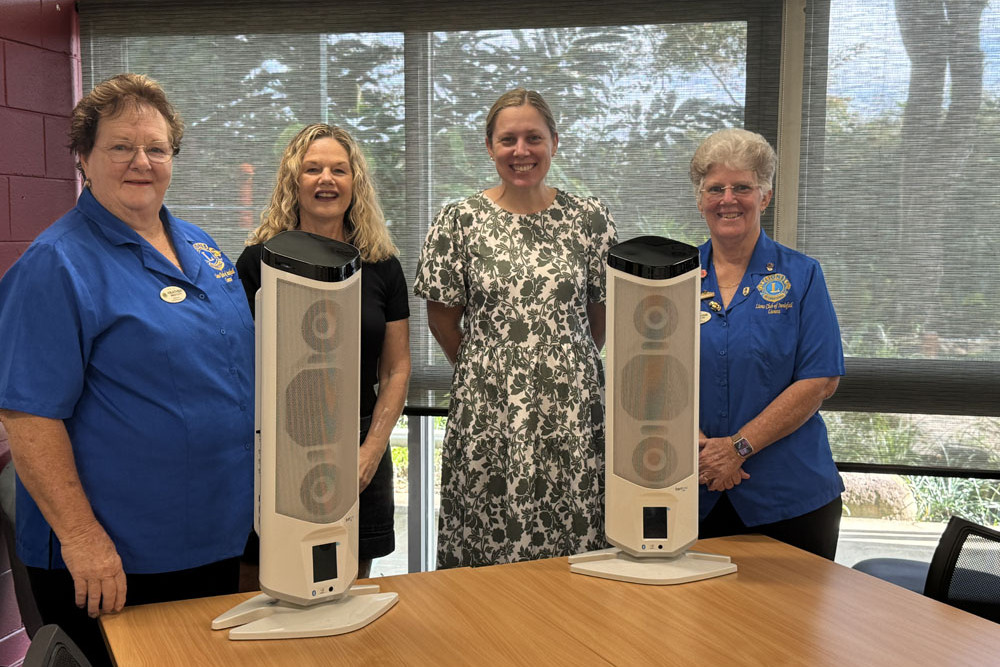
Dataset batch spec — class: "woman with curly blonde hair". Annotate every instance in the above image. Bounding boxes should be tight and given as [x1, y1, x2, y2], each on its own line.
[236, 123, 410, 578]
[247, 123, 397, 261]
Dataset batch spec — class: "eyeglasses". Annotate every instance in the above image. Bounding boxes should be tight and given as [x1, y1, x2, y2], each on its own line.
[102, 142, 175, 164]
[700, 184, 759, 200]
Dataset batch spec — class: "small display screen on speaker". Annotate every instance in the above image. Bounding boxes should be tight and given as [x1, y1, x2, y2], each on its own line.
[312, 541, 339, 583]
[643, 506, 669, 539]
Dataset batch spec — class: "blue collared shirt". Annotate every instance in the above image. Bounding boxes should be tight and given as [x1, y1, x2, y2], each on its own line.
[699, 230, 845, 526]
[0, 188, 254, 572]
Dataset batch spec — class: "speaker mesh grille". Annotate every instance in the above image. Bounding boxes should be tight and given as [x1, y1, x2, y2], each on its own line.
[611, 273, 697, 489]
[274, 277, 360, 523]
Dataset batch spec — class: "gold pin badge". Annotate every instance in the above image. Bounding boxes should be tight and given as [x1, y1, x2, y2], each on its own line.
[766, 262, 774, 272]
[742, 286, 750, 296]
[709, 301, 721, 312]
[160, 286, 186, 303]
[701, 290, 715, 300]
[700, 311, 712, 324]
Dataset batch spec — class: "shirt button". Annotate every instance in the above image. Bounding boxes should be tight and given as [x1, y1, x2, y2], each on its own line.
[721, 321, 728, 328]
[244, 443, 251, 450]
[198, 293, 206, 300]
[719, 349, 726, 356]
[220, 329, 227, 335]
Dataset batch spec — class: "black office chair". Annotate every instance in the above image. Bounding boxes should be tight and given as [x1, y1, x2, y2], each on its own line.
[0, 462, 43, 637]
[853, 515, 1000, 623]
[22, 624, 93, 667]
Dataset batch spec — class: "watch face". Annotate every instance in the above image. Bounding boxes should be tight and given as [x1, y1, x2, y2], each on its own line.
[734, 438, 753, 457]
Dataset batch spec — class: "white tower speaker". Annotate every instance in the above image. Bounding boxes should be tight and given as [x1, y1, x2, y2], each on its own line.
[569, 236, 736, 585]
[213, 230, 397, 638]
[257, 230, 362, 604]
[606, 235, 700, 557]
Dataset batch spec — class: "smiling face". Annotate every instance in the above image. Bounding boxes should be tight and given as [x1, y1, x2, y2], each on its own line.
[486, 104, 558, 190]
[697, 164, 772, 245]
[78, 104, 173, 228]
[297, 137, 354, 231]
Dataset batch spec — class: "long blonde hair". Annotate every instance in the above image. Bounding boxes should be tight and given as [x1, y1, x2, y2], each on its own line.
[249, 123, 397, 262]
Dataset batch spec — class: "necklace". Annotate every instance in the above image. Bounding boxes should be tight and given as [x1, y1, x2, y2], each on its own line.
[718, 282, 741, 288]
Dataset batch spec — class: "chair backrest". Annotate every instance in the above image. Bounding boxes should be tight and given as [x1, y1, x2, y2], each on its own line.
[923, 515, 1000, 623]
[22, 624, 93, 667]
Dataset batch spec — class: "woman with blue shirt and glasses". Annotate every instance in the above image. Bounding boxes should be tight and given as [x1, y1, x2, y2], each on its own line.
[692, 128, 845, 560]
[0, 74, 253, 666]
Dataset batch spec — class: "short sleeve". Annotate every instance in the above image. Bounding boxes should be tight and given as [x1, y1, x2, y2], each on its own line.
[793, 261, 846, 381]
[0, 243, 91, 418]
[235, 244, 263, 317]
[413, 203, 468, 307]
[585, 198, 618, 303]
[382, 256, 411, 322]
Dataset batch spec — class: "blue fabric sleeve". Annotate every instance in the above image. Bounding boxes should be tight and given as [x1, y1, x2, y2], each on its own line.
[0, 243, 92, 418]
[792, 261, 846, 382]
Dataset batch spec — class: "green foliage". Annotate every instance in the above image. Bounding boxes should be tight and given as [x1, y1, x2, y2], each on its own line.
[903, 476, 1000, 526]
[827, 412, 921, 465]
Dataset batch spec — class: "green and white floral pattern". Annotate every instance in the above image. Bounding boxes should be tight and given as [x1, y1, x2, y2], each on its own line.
[415, 190, 618, 568]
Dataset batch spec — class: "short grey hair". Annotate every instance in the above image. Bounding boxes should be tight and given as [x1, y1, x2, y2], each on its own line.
[689, 128, 776, 200]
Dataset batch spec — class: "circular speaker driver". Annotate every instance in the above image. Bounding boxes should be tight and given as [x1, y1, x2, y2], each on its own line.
[632, 437, 675, 483]
[633, 294, 678, 339]
[300, 463, 339, 519]
[302, 299, 340, 351]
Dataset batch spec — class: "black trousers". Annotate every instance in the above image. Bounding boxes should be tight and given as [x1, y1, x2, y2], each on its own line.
[698, 493, 843, 560]
[27, 556, 239, 667]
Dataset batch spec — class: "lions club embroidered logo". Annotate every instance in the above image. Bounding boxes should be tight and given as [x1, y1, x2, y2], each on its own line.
[193, 242, 226, 271]
[757, 273, 791, 303]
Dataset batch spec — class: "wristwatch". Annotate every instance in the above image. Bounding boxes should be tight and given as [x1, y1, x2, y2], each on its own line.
[731, 432, 754, 458]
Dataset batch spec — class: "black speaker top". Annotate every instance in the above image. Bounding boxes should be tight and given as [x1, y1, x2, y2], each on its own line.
[262, 230, 361, 283]
[608, 236, 700, 280]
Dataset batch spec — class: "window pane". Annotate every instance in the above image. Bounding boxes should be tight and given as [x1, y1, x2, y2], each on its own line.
[84, 33, 405, 261]
[828, 411, 1000, 471]
[800, 1, 1000, 363]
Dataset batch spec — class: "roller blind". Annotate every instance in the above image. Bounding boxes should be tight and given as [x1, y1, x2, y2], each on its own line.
[800, 0, 1000, 472]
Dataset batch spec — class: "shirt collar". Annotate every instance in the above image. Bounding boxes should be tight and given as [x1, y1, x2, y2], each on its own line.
[77, 187, 197, 280]
[699, 228, 778, 277]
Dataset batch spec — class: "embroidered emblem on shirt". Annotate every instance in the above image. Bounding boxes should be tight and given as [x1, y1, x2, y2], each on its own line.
[757, 273, 791, 303]
[193, 242, 226, 271]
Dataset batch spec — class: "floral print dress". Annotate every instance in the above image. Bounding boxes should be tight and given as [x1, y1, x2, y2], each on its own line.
[414, 190, 618, 568]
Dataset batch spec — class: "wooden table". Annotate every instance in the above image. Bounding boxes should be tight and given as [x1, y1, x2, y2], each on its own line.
[101, 535, 1000, 666]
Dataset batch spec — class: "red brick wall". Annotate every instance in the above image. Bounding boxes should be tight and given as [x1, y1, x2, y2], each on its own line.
[0, 0, 80, 279]
[0, 3, 79, 662]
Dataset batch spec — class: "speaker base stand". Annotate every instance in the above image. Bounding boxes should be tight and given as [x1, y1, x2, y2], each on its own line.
[211, 583, 398, 640]
[568, 547, 736, 585]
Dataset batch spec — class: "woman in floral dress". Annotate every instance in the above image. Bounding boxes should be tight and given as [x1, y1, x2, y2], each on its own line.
[414, 89, 618, 568]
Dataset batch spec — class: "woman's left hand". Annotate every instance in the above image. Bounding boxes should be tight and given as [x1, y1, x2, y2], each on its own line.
[698, 435, 750, 491]
[358, 440, 384, 493]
